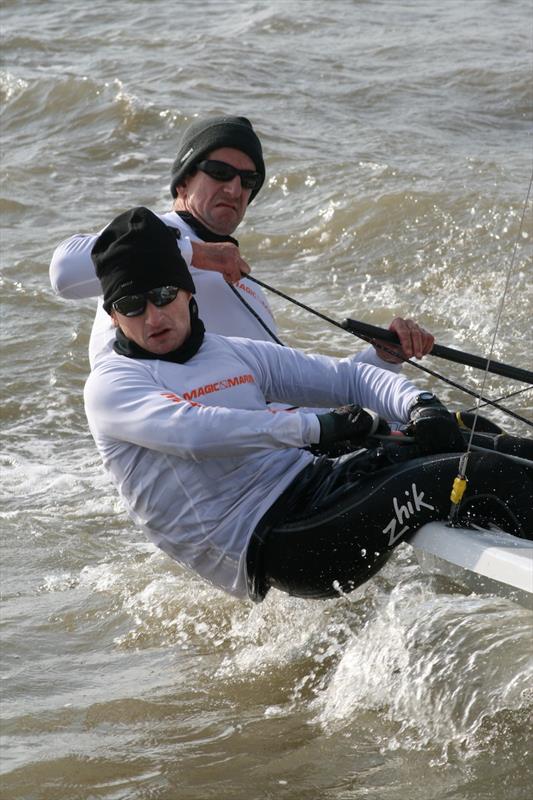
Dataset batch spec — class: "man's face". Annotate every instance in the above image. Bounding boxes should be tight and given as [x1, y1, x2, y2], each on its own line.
[111, 290, 192, 354]
[176, 147, 255, 235]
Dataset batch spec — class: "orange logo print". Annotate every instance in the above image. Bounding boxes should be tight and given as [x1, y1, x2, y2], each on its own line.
[161, 374, 256, 405]
[183, 373, 255, 401]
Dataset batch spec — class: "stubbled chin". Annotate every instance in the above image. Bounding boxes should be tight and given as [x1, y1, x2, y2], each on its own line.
[210, 206, 242, 233]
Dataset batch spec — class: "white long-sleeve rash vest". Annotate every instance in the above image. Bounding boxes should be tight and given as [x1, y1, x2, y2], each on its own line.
[84, 333, 419, 599]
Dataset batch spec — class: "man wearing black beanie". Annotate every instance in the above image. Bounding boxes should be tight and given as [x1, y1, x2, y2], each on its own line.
[51, 113, 285, 366]
[84, 207, 533, 604]
[170, 116, 265, 205]
[169, 115, 266, 243]
[91, 206, 205, 361]
[51, 113, 435, 370]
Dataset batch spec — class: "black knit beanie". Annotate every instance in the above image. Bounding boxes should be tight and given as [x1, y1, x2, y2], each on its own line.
[170, 115, 265, 202]
[91, 207, 196, 314]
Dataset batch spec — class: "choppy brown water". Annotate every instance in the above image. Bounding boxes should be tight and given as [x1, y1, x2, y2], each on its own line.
[1, 1, 532, 798]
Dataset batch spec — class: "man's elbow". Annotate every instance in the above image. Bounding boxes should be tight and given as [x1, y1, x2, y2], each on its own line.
[49, 248, 71, 297]
[48, 235, 98, 298]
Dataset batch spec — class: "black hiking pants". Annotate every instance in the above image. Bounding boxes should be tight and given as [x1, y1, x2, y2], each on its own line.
[246, 448, 533, 602]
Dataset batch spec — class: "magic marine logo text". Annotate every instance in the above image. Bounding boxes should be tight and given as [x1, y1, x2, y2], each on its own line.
[161, 373, 256, 406]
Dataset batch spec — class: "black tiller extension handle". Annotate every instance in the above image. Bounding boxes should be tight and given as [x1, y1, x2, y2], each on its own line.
[341, 318, 533, 385]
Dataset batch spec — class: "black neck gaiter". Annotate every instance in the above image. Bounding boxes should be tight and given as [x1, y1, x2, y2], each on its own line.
[176, 211, 239, 246]
[113, 298, 206, 364]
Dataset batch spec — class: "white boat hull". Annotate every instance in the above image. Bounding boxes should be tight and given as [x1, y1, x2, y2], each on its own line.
[409, 523, 533, 609]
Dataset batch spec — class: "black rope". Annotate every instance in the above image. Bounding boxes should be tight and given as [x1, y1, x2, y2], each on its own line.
[464, 386, 532, 414]
[246, 274, 533, 429]
[228, 282, 285, 345]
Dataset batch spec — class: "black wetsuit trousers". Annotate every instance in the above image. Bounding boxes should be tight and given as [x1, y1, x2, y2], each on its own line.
[246, 448, 533, 602]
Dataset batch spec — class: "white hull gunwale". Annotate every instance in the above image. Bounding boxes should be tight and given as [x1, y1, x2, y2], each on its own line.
[410, 523, 533, 609]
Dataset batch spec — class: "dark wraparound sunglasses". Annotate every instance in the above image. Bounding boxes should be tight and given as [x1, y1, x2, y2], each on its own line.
[196, 160, 262, 191]
[112, 286, 180, 317]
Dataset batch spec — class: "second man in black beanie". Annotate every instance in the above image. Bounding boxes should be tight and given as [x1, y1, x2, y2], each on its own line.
[170, 115, 265, 202]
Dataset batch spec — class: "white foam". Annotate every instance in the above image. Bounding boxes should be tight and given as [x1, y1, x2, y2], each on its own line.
[314, 578, 533, 759]
[0, 71, 29, 101]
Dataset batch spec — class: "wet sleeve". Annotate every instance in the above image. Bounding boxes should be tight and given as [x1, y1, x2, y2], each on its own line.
[84, 360, 320, 460]
[228, 339, 419, 423]
[352, 345, 403, 373]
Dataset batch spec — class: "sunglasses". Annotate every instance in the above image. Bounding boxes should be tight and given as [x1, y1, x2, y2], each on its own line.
[196, 160, 262, 191]
[112, 286, 180, 317]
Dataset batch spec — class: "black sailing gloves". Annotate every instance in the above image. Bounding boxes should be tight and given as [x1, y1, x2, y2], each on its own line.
[317, 405, 390, 452]
[406, 393, 466, 455]
[316, 395, 466, 458]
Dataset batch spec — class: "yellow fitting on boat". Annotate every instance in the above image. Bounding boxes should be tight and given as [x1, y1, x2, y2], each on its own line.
[455, 411, 467, 429]
[450, 475, 468, 505]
